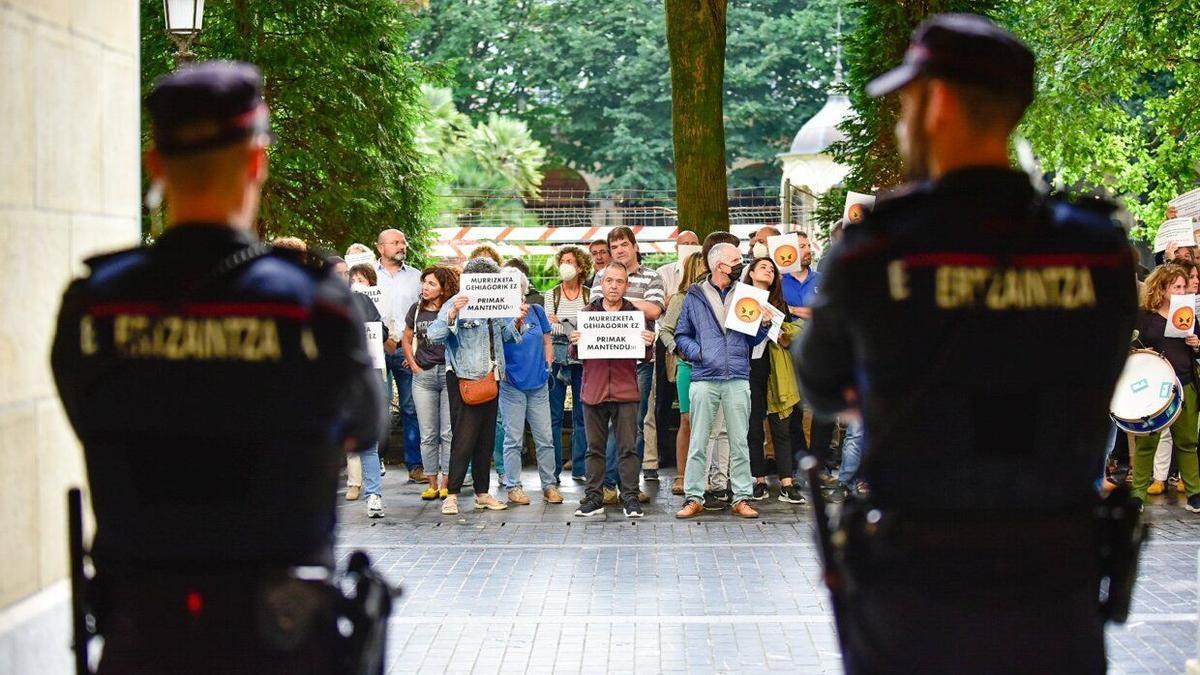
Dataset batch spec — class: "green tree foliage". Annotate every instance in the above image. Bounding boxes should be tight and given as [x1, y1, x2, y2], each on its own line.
[140, 0, 437, 253]
[416, 85, 547, 226]
[1008, 0, 1200, 239]
[814, 0, 1002, 232]
[412, 0, 846, 189]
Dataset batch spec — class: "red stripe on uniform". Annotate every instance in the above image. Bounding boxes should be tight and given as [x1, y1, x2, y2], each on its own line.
[88, 301, 311, 320]
[1010, 252, 1129, 267]
[88, 302, 165, 317]
[903, 253, 996, 267]
[182, 302, 311, 319]
[904, 252, 1128, 268]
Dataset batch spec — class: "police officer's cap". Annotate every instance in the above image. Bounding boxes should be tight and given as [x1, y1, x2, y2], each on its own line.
[146, 61, 272, 156]
[866, 14, 1035, 106]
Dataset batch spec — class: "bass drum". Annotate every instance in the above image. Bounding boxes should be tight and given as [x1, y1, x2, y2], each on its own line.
[1110, 349, 1183, 435]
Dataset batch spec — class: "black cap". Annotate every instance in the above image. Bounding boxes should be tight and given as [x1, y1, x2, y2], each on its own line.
[146, 61, 272, 156]
[866, 14, 1035, 105]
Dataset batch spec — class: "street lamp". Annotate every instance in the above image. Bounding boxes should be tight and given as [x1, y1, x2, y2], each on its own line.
[163, 0, 205, 65]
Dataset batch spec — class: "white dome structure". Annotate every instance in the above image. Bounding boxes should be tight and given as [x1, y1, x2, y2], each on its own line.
[778, 56, 853, 228]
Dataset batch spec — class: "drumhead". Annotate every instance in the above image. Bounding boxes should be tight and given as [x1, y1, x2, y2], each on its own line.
[1111, 350, 1180, 420]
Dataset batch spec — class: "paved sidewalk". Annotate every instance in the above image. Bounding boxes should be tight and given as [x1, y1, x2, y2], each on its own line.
[337, 467, 1200, 674]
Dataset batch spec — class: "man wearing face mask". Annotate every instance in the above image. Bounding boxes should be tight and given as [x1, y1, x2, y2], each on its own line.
[748, 226, 780, 266]
[795, 14, 1137, 674]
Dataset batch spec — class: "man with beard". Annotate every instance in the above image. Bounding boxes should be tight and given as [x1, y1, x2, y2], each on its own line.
[796, 14, 1137, 674]
[376, 228, 425, 482]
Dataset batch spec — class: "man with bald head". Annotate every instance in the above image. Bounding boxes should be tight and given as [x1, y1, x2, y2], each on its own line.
[657, 230, 700, 299]
[376, 228, 426, 481]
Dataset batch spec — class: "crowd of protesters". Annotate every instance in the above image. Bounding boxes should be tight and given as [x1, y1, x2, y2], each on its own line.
[277, 222, 864, 520]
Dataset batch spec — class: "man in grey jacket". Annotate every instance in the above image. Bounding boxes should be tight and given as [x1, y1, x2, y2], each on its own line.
[673, 243, 771, 519]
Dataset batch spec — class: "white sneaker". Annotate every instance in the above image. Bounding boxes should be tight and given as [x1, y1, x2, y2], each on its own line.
[442, 494, 459, 515]
[366, 494, 385, 518]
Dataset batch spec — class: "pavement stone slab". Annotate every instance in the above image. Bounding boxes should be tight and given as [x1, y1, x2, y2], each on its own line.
[339, 466, 1200, 673]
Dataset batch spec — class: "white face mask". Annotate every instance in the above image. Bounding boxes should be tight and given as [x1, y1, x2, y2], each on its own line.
[558, 262, 578, 282]
[752, 242, 768, 259]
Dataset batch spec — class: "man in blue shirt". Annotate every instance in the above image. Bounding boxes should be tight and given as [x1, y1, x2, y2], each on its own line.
[781, 231, 821, 319]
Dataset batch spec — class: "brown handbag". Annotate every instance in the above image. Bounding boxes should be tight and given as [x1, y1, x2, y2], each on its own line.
[457, 320, 500, 405]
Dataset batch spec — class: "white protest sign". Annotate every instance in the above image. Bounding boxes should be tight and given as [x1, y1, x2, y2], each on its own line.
[723, 283, 770, 337]
[1166, 294, 1197, 338]
[352, 284, 388, 317]
[364, 321, 386, 371]
[345, 251, 376, 268]
[767, 233, 803, 274]
[1155, 218, 1197, 252]
[460, 271, 523, 319]
[677, 244, 702, 266]
[1170, 188, 1200, 221]
[763, 303, 786, 343]
[843, 191, 876, 225]
[578, 310, 645, 359]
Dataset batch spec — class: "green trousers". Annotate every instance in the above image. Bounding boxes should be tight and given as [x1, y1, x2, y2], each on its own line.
[1133, 381, 1200, 500]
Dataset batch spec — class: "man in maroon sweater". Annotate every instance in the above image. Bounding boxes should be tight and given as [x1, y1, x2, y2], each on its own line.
[569, 261, 655, 518]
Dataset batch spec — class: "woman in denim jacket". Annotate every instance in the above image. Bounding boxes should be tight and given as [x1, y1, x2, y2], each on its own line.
[427, 257, 527, 515]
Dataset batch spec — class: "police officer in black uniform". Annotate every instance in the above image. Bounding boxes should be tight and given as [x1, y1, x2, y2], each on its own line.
[796, 15, 1138, 674]
[52, 62, 386, 674]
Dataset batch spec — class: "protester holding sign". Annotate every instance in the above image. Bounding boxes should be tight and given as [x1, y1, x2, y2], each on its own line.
[744, 257, 806, 504]
[1131, 264, 1200, 512]
[329, 256, 389, 518]
[569, 262, 655, 519]
[427, 257, 528, 515]
[674, 243, 771, 520]
[406, 266, 457, 502]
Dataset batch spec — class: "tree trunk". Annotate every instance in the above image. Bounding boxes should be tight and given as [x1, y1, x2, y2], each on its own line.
[665, 0, 729, 243]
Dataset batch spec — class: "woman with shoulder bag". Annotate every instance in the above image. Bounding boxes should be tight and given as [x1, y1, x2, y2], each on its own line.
[405, 266, 457, 502]
[427, 257, 528, 515]
[545, 245, 594, 482]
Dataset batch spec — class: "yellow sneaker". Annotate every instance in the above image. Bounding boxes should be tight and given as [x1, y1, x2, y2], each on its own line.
[1178, 479, 1187, 494]
[420, 486, 439, 500]
[1147, 480, 1165, 495]
[439, 488, 449, 499]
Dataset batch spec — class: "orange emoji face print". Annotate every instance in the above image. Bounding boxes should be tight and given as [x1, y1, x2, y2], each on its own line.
[734, 297, 761, 323]
[847, 202, 866, 224]
[773, 245, 798, 268]
[1173, 305, 1195, 331]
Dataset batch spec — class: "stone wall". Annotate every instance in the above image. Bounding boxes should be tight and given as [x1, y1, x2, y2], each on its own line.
[0, 0, 140, 612]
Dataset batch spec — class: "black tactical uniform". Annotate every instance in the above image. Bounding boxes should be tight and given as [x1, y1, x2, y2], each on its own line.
[796, 16, 1138, 675]
[51, 63, 385, 674]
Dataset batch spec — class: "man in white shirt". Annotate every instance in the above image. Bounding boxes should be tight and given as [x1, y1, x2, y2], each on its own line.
[376, 229, 425, 481]
[655, 230, 700, 301]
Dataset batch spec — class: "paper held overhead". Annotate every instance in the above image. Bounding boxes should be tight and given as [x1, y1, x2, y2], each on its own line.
[1154, 218, 1197, 253]
[843, 192, 876, 225]
[724, 283, 770, 337]
[1169, 188, 1200, 221]
[459, 270, 523, 319]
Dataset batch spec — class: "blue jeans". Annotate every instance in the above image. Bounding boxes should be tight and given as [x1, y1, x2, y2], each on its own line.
[549, 363, 586, 478]
[412, 365, 451, 475]
[839, 420, 864, 484]
[385, 352, 421, 469]
[605, 361, 653, 487]
[500, 382, 558, 490]
[494, 409, 506, 482]
[360, 443, 382, 498]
